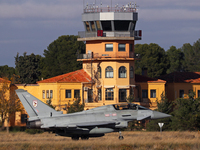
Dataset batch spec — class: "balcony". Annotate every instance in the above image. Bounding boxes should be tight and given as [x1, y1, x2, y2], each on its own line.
[78, 30, 142, 40]
[77, 53, 140, 60]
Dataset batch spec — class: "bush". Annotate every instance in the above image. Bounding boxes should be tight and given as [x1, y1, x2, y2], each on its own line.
[25, 129, 44, 134]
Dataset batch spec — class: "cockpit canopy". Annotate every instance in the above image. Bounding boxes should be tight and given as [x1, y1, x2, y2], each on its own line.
[113, 103, 149, 110]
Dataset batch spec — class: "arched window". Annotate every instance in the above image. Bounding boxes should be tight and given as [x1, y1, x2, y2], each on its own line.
[98, 66, 101, 78]
[119, 66, 127, 78]
[105, 66, 113, 78]
[130, 66, 134, 78]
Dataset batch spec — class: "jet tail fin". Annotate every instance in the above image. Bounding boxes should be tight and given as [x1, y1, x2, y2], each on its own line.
[16, 89, 62, 119]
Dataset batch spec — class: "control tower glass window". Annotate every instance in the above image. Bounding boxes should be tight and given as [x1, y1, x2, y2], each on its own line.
[85, 21, 90, 32]
[105, 44, 113, 51]
[91, 21, 96, 31]
[96, 21, 101, 30]
[101, 21, 112, 31]
[118, 44, 126, 51]
[114, 21, 130, 31]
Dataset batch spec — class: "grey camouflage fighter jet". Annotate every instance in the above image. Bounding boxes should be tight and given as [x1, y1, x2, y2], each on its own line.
[16, 89, 171, 140]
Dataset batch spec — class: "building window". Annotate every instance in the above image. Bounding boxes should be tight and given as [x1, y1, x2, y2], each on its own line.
[130, 44, 133, 52]
[46, 90, 49, 98]
[142, 90, 148, 98]
[118, 44, 126, 51]
[66, 90, 71, 98]
[50, 90, 53, 98]
[150, 90, 156, 98]
[179, 90, 184, 98]
[105, 66, 113, 78]
[119, 66, 127, 78]
[105, 44, 113, 51]
[198, 90, 200, 98]
[130, 66, 134, 78]
[106, 44, 113, 51]
[98, 66, 101, 78]
[74, 90, 80, 98]
[119, 89, 127, 102]
[42, 90, 45, 99]
[88, 89, 93, 102]
[21, 114, 27, 124]
[105, 88, 114, 100]
[98, 88, 102, 101]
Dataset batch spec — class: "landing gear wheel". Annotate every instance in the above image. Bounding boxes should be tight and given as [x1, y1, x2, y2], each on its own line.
[118, 131, 124, 140]
[119, 136, 124, 140]
[71, 136, 79, 140]
[81, 136, 89, 140]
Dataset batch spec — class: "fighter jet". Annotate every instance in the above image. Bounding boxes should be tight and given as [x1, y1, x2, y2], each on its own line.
[16, 89, 171, 140]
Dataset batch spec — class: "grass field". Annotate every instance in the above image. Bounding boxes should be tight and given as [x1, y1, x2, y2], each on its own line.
[0, 131, 200, 150]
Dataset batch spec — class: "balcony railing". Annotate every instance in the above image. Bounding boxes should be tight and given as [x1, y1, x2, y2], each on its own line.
[77, 53, 140, 59]
[78, 31, 135, 38]
[78, 30, 141, 40]
[84, 6, 137, 13]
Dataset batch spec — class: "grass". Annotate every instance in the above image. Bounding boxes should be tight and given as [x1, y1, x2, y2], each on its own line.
[0, 131, 200, 150]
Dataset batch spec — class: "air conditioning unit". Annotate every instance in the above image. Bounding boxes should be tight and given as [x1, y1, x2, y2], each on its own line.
[84, 87, 88, 91]
[83, 54, 88, 59]
[87, 51, 93, 58]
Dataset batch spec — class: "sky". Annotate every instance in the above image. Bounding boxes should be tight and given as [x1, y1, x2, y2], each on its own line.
[0, 0, 200, 67]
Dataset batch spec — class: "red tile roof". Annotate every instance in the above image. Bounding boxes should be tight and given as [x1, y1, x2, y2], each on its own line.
[0, 78, 11, 83]
[135, 74, 166, 83]
[37, 69, 91, 83]
[159, 72, 200, 83]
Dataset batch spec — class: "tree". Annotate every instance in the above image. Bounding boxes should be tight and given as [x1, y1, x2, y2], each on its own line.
[15, 52, 42, 84]
[0, 65, 15, 80]
[41, 35, 85, 79]
[166, 46, 184, 74]
[146, 92, 173, 131]
[67, 98, 84, 114]
[171, 96, 200, 131]
[0, 78, 22, 132]
[135, 43, 168, 78]
[181, 39, 200, 72]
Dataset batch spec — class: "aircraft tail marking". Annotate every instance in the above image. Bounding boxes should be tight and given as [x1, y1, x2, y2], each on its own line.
[16, 89, 62, 118]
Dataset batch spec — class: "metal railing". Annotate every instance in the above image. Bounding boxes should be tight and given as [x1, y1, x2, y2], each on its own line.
[77, 53, 140, 59]
[78, 31, 135, 38]
[84, 7, 137, 13]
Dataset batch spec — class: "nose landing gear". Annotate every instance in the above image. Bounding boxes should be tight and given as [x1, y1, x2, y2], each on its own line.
[118, 131, 124, 140]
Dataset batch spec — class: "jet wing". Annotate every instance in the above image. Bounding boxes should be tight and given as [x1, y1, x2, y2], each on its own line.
[42, 121, 117, 128]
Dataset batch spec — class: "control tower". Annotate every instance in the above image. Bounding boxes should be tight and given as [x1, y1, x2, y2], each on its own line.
[77, 2, 142, 108]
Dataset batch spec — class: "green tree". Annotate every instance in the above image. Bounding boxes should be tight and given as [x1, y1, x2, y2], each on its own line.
[0, 65, 15, 80]
[171, 96, 200, 131]
[15, 52, 42, 84]
[181, 39, 200, 72]
[135, 43, 168, 78]
[166, 46, 184, 74]
[146, 92, 172, 131]
[67, 98, 84, 114]
[41, 35, 85, 79]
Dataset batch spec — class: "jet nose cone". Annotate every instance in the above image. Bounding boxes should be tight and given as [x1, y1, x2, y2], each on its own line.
[152, 111, 171, 119]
